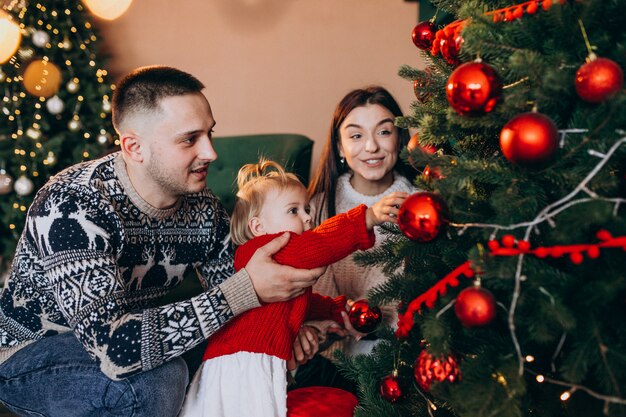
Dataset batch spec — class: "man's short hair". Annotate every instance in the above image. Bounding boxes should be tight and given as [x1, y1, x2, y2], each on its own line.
[112, 66, 204, 131]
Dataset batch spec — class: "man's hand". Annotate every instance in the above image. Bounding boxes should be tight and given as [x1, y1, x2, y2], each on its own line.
[245, 232, 326, 303]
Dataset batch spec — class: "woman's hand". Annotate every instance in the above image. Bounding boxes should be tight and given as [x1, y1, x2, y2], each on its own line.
[366, 191, 410, 229]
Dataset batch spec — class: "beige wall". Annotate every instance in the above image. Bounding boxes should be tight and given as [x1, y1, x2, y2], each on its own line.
[99, 0, 425, 174]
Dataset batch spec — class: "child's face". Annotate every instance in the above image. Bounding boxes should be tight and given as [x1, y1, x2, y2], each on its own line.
[252, 185, 312, 236]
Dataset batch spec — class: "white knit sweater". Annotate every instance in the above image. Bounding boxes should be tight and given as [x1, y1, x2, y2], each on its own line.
[312, 172, 418, 356]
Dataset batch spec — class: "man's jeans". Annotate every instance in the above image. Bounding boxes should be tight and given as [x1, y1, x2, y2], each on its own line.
[0, 332, 188, 417]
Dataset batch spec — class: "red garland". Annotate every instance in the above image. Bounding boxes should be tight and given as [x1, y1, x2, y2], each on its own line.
[430, 0, 568, 61]
[396, 230, 626, 338]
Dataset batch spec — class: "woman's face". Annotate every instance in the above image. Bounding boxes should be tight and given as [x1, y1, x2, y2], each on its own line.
[338, 103, 399, 195]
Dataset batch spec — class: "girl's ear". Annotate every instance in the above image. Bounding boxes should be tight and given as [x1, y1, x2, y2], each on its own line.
[248, 217, 265, 237]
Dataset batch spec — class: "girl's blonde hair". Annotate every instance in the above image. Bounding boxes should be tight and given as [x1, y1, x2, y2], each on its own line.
[230, 158, 304, 246]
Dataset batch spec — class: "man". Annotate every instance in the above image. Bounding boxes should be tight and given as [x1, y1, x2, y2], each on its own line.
[0, 66, 324, 416]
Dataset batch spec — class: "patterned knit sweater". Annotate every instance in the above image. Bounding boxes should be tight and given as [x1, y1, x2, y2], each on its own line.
[312, 173, 418, 355]
[0, 152, 260, 380]
[202, 205, 374, 362]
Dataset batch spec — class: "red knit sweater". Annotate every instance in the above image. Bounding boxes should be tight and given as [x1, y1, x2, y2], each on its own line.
[202, 205, 375, 362]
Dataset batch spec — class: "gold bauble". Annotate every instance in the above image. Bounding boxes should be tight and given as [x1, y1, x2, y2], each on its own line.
[23, 59, 62, 98]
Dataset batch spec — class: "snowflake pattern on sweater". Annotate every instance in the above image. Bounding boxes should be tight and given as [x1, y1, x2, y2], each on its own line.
[0, 152, 256, 380]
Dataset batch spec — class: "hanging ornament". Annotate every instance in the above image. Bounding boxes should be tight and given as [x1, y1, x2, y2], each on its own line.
[14, 175, 34, 196]
[0, 68, 5, 82]
[102, 99, 112, 113]
[413, 74, 431, 104]
[379, 370, 405, 403]
[66, 78, 80, 93]
[46, 95, 65, 115]
[454, 283, 496, 327]
[348, 299, 382, 333]
[23, 60, 62, 98]
[17, 47, 34, 61]
[439, 32, 464, 66]
[31, 30, 50, 48]
[446, 61, 502, 116]
[68, 117, 82, 132]
[97, 132, 112, 145]
[414, 350, 461, 392]
[0, 169, 14, 195]
[499, 112, 559, 165]
[575, 56, 624, 103]
[398, 192, 450, 242]
[423, 165, 443, 181]
[407, 133, 436, 169]
[411, 20, 436, 51]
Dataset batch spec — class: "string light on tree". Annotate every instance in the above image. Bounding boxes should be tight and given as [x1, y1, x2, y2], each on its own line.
[81, 0, 133, 20]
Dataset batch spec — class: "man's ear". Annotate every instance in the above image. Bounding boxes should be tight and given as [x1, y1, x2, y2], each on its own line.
[248, 217, 265, 237]
[120, 133, 144, 163]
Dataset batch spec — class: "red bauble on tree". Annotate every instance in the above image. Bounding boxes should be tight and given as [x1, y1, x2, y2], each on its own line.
[412, 20, 436, 50]
[499, 112, 559, 165]
[348, 299, 382, 333]
[379, 371, 406, 403]
[454, 284, 497, 327]
[398, 192, 450, 242]
[575, 56, 624, 103]
[446, 61, 502, 116]
[439, 33, 464, 66]
[414, 350, 461, 392]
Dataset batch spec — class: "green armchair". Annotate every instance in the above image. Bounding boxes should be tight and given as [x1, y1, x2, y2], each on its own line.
[207, 133, 314, 214]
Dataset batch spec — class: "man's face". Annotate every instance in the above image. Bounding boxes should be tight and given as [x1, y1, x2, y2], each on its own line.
[137, 92, 217, 202]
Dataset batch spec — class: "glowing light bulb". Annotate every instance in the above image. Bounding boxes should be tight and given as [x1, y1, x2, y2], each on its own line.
[82, 0, 133, 20]
[0, 10, 22, 63]
[560, 391, 571, 401]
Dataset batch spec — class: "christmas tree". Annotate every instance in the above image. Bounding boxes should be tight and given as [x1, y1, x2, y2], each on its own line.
[341, 1, 626, 416]
[0, 0, 116, 275]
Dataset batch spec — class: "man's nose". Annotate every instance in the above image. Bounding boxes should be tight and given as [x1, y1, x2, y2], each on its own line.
[198, 137, 218, 161]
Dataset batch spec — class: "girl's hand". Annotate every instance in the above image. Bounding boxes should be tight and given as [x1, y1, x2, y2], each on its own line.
[366, 191, 409, 229]
[289, 325, 322, 370]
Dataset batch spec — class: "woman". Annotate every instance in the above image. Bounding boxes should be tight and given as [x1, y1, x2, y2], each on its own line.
[294, 86, 418, 390]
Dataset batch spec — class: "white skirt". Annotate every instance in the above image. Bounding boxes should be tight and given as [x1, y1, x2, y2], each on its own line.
[179, 351, 288, 417]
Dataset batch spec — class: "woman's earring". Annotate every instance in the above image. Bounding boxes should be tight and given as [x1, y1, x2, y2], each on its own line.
[340, 157, 345, 167]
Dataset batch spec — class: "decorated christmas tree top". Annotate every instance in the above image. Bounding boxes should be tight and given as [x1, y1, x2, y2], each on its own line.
[342, 1, 626, 416]
[0, 0, 117, 274]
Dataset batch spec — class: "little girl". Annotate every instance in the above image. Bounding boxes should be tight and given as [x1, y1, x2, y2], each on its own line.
[180, 159, 408, 417]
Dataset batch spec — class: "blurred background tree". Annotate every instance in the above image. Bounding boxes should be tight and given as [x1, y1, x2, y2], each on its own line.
[0, 0, 119, 279]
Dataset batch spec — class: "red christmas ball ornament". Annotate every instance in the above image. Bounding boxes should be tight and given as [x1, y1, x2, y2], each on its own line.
[575, 57, 624, 103]
[414, 350, 461, 392]
[348, 299, 382, 333]
[379, 371, 405, 403]
[398, 192, 450, 242]
[440, 33, 464, 66]
[454, 285, 496, 327]
[412, 21, 436, 51]
[499, 112, 559, 165]
[446, 62, 502, 116]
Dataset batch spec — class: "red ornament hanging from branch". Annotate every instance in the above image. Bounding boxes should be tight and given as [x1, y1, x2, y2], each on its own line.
[379, 371, 406, 403]
[414, 350, 461, 392]
[398, 192, 450, 242]
[412, 20, 436, 51]
[454, 284, 497, 327]
[499, 111, 559, 166]
[446, 61, 503, 116]
[575, 56, 624, 103]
